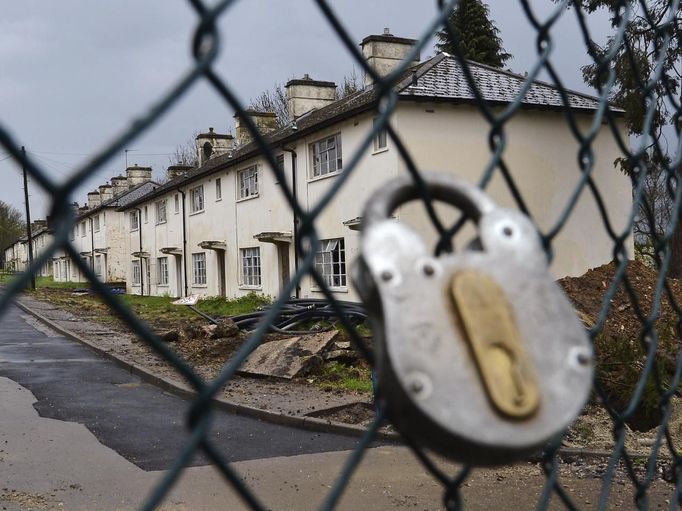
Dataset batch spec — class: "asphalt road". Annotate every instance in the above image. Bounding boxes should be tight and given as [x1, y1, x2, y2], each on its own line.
[0, 304, 364, 471]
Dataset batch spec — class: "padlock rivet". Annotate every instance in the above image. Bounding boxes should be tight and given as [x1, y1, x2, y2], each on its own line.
[409, 379, 424, 394]
[423, 263, 435, 276]
[380, 270, 393, 282]
[502, 226, 514, 237]
[576, 352, 590, 365]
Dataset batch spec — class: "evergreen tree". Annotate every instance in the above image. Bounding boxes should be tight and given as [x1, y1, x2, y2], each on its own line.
[435, 0, 511, 68]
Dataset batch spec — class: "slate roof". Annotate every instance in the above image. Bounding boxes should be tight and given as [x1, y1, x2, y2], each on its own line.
[122, 53, 619, 208]
[79, 180, 159, 220]
[401, 54, 608, 111]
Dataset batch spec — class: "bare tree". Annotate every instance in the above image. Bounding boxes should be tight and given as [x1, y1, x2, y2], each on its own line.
[0, 201, 24, 258]
[168, 130, 199, 169]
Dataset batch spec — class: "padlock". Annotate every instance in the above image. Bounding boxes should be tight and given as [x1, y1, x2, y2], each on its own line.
[352, 173, 593, 466]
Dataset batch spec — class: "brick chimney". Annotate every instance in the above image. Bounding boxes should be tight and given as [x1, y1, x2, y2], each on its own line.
[126, 164, 152, 188]
[167, 165, 192, 180]
[285, 74, 336, 120]
[195, 128, 234, 165]
[234, 110, 278, 147]
[111, 175, 128, 196]
[360, 28, 419, 86]
[87, 190, 102, 209]
[99, 184, 113, 202]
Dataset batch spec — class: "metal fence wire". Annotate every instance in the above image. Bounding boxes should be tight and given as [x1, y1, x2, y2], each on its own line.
[1, 0, 682, 509]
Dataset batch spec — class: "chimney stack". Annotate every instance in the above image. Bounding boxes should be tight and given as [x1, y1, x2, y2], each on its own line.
[167, 165, 192, 180]
[126, 164, 152, 188]
[234, 110, 278, 147]
[87, 190, 102, 209]
[195, 127, 234, 165]
[285, 74, 337, 120]
[360, 29, 419, 86]
[99, 184, 113, 202]
[111, 175, 128, 196]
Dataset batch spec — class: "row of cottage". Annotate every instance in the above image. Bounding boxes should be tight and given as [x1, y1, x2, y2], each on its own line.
[4, 30, 633, 302]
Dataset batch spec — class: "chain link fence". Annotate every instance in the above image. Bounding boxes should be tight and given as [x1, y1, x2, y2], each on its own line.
[1, 0, 682, 509]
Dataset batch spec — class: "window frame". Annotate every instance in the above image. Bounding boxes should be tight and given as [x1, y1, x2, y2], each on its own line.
[80, 221, 86, 237]
[174, 194, 180, 214]
[190, 185, 204, 214]
[130, 210, 139, 231]
[314, 238, 347, 289]
[155, 199, 167, 225]
[94, 214, 100, 232]
[157, 256, 169, 285]
[95, 255, 102, 277]
[215, 178, 222, 201]
[240, 247, 262, 288]
[310, 133, 343, 179]
[237, 165, 259, 200]
[131, 260, 141, 285]
[192, 252, 207, 285]
[373, 117, 388, 152]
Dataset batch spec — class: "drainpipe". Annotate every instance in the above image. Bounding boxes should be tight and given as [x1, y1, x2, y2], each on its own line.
[88, 217, 95, 276]
[177, 189, 189, 297]
[133, 208, 144, 296]
[282, 146, 300, 299]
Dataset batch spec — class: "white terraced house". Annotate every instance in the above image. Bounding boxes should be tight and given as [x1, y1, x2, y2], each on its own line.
[4, 221, 53, 276]
[120, 30, 631, 301]
[52, 166, 159, 283]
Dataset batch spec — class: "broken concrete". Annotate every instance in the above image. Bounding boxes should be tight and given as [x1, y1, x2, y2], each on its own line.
[239, 331, 338, 379]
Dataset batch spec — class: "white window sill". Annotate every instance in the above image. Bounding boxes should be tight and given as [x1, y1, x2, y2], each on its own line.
[372, 147, 388, 155]
[130, 228, 139, 232]
[157, 284, 169, 287]
[189, 210, 205, 217]
[239, 285, 262, 291]
[216, 198, 222, 202]
[310, 286, 348, 293]
[236, 194, 259, 203]
[192, 283, 208, 288]
[156, 220, 167, 226]
[308, 171, 341, 184]
[131, 284, 141, 287]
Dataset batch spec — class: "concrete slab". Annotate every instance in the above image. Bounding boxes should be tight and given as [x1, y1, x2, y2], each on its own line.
[239, 332, 338, 379]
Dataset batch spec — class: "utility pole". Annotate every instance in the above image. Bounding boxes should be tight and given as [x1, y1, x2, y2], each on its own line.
[21, 146, 35, 290]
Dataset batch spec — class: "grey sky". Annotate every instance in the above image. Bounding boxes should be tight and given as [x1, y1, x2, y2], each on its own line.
[0, 1, 613, 220]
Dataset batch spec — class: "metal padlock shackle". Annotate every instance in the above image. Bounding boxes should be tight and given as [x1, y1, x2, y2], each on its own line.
[362, 173, 496, 231]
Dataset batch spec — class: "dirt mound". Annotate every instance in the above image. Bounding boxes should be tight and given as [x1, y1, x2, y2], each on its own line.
[559, 260, 682, 432]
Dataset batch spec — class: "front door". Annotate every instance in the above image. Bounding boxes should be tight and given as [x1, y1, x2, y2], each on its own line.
[217, 250, 226, 297]
[175, 255, 183, 298]
[277, 243, 290, 295]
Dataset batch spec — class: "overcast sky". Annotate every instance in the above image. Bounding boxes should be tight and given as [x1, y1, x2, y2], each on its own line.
[0, 1, 614, 220]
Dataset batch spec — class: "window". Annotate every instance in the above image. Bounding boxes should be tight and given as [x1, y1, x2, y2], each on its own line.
[310, 134, 342, 177]
[144, 206, 148, 223]
[373, 117, 387, 151]
[95, 255, 102, 277]
[70, 227, 75, 241]
[240, 247, 261, 287]
[94, 214, 100, 232]
[315, 238, 346, 288]
[238, 166, 258, 199]
[174, 194, 180, 214]
[130, 210, 139, 231]
[192, 253, 206, 285]
[157, 257, 168, 285]
[132, 260, 141, 285]
[215, 178, 222, 200]
[156, 199, 167, 224]
[80, 222, 86, 237]
[190, 185, 204, 213]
